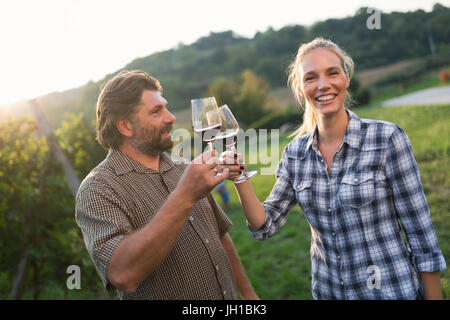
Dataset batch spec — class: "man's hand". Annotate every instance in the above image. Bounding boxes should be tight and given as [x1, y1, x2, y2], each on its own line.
[219, 150, 245, 181]
[108, 150, 228, 293]
[177, 150, 229, 204]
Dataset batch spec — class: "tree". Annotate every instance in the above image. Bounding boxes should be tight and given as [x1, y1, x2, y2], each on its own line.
[0, 117, 73, 298]
[207, 70, 270, 126]
[0, 117, 108, 299]
[55, 113, 106, 180]
[238, 70, 270, 125]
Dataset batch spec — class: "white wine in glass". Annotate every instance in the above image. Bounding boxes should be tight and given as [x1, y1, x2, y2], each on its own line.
[191, 97, 222, 151]
[216, 104, 257, 184]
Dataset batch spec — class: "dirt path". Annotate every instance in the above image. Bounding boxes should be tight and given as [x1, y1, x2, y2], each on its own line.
[382, 86, 450, 107]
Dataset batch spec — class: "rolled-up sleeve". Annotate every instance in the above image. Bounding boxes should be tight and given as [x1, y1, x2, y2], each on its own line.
[75, 178, 133, 291]
[386, 125, 446, 272]
[249, 149, 298, 241]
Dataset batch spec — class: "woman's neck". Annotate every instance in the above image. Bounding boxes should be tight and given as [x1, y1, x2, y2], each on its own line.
[316, 107, 349, 145]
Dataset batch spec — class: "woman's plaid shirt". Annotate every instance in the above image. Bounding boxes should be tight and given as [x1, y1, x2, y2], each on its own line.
[250, 109, 446, 300]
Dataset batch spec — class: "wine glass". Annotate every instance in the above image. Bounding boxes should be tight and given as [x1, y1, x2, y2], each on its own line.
[216, 104, 257, 184]
[191, 97, 222, 151]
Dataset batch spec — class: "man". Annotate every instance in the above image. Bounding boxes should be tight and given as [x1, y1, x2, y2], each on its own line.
[75, 70, 258, 300]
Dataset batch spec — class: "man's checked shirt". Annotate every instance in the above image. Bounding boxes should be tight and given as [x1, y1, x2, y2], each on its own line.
[250, 109, 446, 300]
[76, 149, 237, 300]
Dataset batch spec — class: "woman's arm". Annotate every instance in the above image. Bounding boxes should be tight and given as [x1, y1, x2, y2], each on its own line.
[233, 179, 267, 229]
[420, 271, 443, 300]
[220, 152, 266, 229]
[385, 125, 446, 299]
[221, 151, 299, 241]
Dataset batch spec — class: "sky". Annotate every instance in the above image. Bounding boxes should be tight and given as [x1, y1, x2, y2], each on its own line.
[0, 0, 446, 107]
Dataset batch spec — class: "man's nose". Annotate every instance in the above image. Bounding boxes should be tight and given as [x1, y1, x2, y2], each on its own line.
[165, 109, 176, 123]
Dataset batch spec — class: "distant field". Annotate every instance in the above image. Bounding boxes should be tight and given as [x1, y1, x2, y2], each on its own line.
[356, 58, 422, 87]
[214, 104, 449, 299]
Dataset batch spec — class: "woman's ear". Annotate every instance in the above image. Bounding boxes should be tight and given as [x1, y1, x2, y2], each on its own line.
[116, 117, 134, 138]
[298, 84, 306, 98]
[345, 71, 350, 89]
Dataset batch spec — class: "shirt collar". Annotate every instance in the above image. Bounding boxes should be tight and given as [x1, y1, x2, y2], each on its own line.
[305, 127, 317, 152]
[343, 109, 362, 150]
[306, 108, 362, 151]
[108, 148, 174, 176]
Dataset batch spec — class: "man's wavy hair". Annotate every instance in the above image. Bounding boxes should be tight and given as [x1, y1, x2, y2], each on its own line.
[96, 70, 162, 149]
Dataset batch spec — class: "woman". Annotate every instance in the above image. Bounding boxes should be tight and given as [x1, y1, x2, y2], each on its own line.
[223, 37, 446, 300]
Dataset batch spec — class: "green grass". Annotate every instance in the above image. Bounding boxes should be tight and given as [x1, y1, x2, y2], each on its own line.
[216, 104, 450, 299]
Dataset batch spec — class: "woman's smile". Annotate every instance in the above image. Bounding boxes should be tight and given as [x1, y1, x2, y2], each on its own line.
[315, 93, 338, 105]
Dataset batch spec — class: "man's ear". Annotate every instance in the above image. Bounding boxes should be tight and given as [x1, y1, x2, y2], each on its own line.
[116, 117, 134, 138]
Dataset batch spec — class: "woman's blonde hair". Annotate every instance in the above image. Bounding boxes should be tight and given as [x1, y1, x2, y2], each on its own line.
[287, 37, 355, 138]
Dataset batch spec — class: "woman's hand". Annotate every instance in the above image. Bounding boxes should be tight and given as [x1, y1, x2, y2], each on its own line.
[219, 150, 246, 181]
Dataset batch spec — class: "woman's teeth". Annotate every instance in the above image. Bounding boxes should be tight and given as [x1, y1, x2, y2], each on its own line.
[316, 95, 335, 101]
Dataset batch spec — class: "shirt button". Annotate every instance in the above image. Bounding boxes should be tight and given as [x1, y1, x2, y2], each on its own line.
[331, 231, 336, 236]
[205, 239, 209, 244]
[223, 290, 227, 296]
[328, 208, 332, 213]
[215, 265, 219, 271]
[337, 255, 341, 259]
[354, 178, 359, 183]
[189, 216, 194, 222]
[340, 280, 344, 286]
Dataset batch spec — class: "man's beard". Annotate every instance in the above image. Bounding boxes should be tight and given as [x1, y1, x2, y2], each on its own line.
[129, 121, 173, 157]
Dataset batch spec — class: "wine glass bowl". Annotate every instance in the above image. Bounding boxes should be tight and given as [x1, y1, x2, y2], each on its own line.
[216, 104, 239, 147]
[191, 97, 222, 150]
[216, 104, 257, 184]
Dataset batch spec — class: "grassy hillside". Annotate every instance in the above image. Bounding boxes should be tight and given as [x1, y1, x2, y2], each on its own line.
[215, 104, 449, 299]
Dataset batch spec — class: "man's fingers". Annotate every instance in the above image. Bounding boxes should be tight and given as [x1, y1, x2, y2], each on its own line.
[214, 168, 229, 184]
[205, 156, 220, 169]
[203, 149, 217, 162]
[192, 150, 217, 164]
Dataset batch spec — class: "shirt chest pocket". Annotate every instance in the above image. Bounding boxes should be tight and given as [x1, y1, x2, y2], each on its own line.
[293, 179, 313, 213]
[339, 172, 375, 208]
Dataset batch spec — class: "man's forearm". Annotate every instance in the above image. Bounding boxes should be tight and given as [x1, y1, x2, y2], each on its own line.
[420, 271, 443, 300]
[221, 233, 259, 300]
[107, 188, 194, 293]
